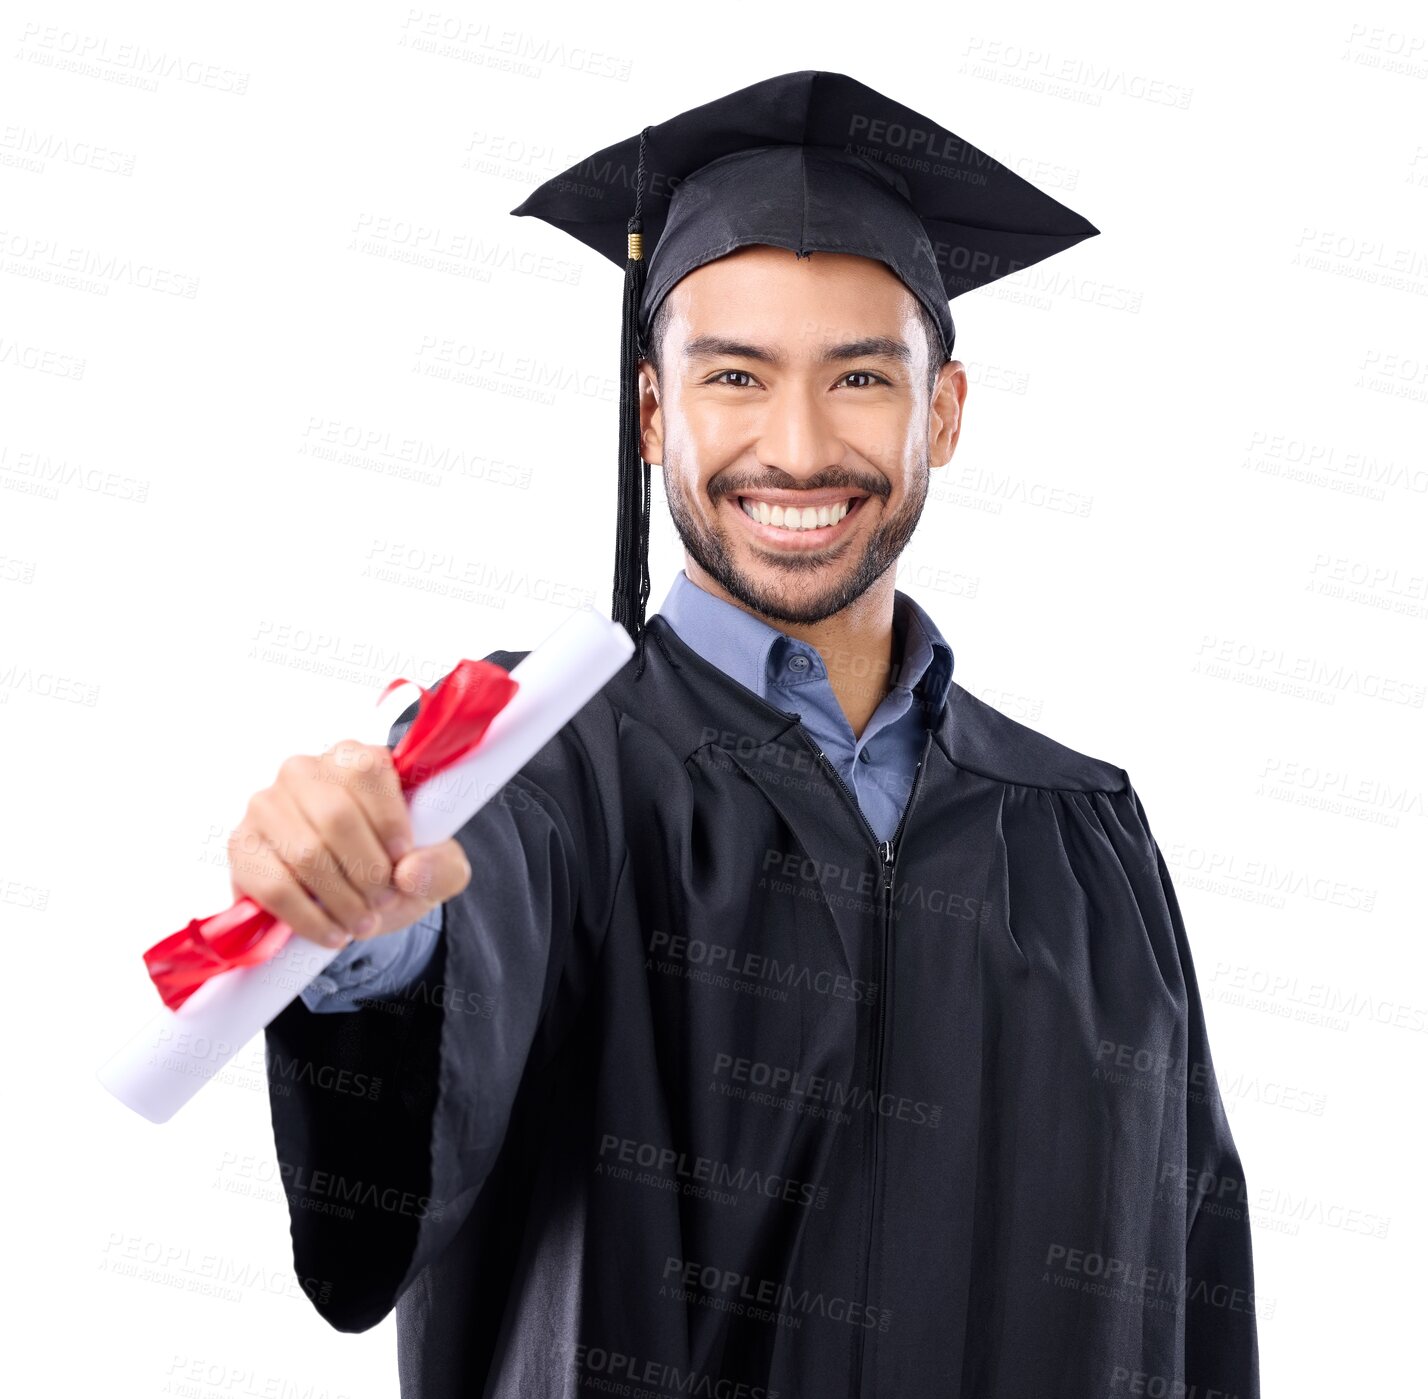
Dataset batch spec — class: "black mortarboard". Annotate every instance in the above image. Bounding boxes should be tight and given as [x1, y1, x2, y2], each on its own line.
[510, 69, 1099, 669]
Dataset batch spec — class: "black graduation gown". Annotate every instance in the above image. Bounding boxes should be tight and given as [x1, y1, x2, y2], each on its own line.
[264, 611, 1260, 1398]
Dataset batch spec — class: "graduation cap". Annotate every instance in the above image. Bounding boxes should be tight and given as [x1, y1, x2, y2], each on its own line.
[510, 69, 1098, 669]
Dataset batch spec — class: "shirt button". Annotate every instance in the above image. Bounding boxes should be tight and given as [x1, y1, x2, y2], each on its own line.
[788, 654, 810, 671]
[858, 749, 871, 763]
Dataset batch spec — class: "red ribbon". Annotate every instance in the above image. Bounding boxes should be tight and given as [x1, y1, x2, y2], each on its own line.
[142, 659, 519, 1011]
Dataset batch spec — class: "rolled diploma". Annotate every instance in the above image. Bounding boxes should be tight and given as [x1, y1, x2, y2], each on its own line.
[97, 606, 634, 1124]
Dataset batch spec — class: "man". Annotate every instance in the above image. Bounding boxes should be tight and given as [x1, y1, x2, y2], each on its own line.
[243, 72, 1260, 1398]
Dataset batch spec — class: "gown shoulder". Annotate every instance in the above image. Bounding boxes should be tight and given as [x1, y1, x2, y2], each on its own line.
[939, 679, 1130, 795]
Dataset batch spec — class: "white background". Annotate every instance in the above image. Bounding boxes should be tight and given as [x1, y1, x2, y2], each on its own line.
[3, 0, 1425, 1392]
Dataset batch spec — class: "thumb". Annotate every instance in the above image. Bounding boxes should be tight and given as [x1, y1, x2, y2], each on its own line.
[392, 838, 472, 908]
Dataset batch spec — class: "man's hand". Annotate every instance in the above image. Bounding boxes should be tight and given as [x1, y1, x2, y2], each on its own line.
[227, 739, 472, 948]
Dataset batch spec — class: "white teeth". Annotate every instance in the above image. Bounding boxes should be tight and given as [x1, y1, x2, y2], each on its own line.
[740, 498, 854, 531]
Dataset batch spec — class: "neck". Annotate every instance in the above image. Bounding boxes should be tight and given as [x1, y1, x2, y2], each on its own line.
[683, 558, 897, 740]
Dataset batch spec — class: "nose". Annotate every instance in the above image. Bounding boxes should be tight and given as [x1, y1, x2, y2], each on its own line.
[754, 380, 842, 482]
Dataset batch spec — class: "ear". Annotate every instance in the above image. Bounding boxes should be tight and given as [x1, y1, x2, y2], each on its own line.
[928, 360, 968, 470]
[639, 358, 664, 465]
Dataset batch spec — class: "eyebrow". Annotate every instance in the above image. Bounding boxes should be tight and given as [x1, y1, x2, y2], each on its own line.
[682, 334, 912, 367]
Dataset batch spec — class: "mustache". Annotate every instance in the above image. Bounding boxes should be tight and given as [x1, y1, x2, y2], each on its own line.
[709, 471, 889, 502]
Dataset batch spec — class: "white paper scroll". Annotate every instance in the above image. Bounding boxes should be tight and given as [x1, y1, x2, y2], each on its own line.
[97, 606, 634, 1124]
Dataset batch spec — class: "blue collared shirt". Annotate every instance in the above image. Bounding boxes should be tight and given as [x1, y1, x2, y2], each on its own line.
[303, 569, 955, 1012]
[654, 569, 954, 842]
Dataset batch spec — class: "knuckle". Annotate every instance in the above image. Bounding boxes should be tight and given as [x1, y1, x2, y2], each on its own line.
[226, 828, 282, 878]
[366, 856, 395, 892]
[360, 750, 403, 808]
[317, 798, 366, 854]
[447, 841, 473, 892]
[376, 811, 411, 856]
[298, 863, 373, 924]
[245, 789, 279, 828]
[252, 880, 327, 941]
[325, 738, 375, 775]
[276, 753, 313, 785]
[281, 831, 323, 872]
[303, 883, 366, 936]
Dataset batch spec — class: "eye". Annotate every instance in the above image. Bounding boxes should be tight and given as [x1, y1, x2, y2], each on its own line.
[702, 365, 759, 388]
[702, 369, 890, 389]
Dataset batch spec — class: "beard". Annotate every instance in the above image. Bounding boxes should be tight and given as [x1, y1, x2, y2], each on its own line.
[661, 453, 930, 626]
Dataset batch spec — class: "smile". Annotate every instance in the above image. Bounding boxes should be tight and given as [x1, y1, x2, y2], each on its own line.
[732, 493, 868, 547]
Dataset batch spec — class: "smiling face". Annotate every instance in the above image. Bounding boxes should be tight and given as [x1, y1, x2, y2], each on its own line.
[639, 244, 967, 627]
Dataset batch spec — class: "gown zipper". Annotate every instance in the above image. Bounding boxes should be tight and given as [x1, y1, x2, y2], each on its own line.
[784, 718, 935, 1399]
[708, 681, 936, 1399]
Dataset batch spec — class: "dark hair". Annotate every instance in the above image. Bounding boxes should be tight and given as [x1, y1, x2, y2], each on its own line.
[646, 286, 950, 398]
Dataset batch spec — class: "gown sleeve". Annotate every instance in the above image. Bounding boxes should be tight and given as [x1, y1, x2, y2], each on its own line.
[1126, 778, 1262, 1394]
[262, 667, 620, 1332]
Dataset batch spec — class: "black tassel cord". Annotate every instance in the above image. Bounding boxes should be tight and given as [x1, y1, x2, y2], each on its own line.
[612, 124, 654, 676]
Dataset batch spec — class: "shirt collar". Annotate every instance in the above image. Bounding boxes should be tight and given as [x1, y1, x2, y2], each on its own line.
[653, 569, 955, 718]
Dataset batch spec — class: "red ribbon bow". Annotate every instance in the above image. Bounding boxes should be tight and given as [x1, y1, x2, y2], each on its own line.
[142, 659, 519, 1011]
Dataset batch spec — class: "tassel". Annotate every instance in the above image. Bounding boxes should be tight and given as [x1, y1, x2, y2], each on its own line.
[613, 125, 654, 677]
